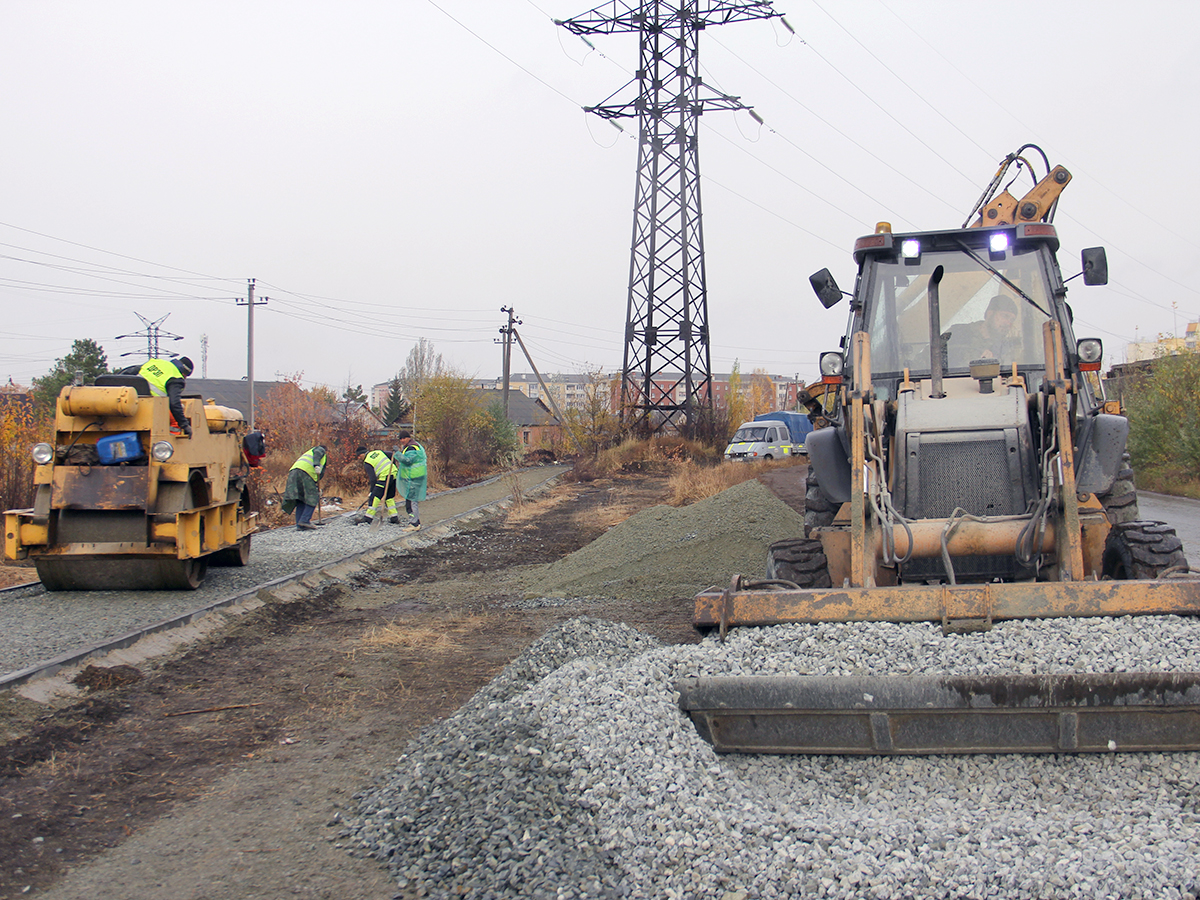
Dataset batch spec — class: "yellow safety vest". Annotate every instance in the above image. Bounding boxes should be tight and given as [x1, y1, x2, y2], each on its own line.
[139, 359, 184, 397]
[290, 447, 327, 480]
[364, 449, 397, 481]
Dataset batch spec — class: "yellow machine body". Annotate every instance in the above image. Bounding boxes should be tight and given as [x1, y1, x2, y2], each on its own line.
[4, 381, 257, 590]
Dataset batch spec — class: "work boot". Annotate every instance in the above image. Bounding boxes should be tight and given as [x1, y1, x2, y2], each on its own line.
[389, 516, 400, 525]
[297, 522, 317, 531]
[404, 521, 421, 532]
[350, 513, 371, 525]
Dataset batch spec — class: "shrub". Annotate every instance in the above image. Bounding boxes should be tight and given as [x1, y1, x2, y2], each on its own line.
[1125, 352, 1200, 496]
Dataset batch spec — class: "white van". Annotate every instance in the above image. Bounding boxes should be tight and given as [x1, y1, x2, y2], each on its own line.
[724, 419, 796, 461]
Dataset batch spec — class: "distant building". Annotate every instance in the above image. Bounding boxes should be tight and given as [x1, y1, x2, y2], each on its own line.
[1125, 322, 1199, 362]
[476, 388, 560, 447]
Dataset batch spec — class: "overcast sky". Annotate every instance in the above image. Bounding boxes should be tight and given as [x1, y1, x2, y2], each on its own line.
[2, 1, 1197, 396]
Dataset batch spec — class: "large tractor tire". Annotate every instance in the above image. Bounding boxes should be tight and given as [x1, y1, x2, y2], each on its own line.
[1102, 520, 1189, 580]
[766, 538, 832, 589]
[803, 464, 837, 537]
[1097, 452, 1141, 525]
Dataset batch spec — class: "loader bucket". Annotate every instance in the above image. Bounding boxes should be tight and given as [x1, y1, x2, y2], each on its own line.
[678, 672, 1200, 755]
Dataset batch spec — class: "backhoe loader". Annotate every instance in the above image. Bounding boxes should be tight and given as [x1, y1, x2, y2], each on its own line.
[681, 145, 1200, 754]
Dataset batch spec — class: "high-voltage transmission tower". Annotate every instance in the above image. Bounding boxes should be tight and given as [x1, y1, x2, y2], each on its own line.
[558, 0, 781, 434]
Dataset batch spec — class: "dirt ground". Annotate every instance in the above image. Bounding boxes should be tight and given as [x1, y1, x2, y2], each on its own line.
[0, 471, 712, 900]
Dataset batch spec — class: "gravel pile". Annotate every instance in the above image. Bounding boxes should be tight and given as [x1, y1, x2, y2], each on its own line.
[346, 615, 1200, 900]
[521, 479, 804, 602]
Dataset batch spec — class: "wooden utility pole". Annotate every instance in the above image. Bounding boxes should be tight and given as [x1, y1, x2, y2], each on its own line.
[499, 306, 519, 418]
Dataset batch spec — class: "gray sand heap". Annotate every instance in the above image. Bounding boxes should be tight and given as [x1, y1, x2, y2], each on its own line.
[523, 478, 803, 601]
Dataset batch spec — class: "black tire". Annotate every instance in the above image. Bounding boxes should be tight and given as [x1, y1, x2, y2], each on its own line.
[804, 464, 837, 538]
[1097, 452, 1141, 525]
[766, 538, 832, 588]
[210, 535, 252, 567]
[1102, 520, 1189, 580]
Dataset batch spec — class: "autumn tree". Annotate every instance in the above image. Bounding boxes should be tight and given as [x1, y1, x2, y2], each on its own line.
[32, 339, 111, 411]
[560, 370, 620, 457]
[747, 367, 777, 417]
[415, 370, 481, 475]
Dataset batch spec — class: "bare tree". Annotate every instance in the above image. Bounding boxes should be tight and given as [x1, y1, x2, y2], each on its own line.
[398, 338, 445, 411]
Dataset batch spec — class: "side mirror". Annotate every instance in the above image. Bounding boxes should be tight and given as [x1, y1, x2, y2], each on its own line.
[1081, 247, 1108, 286]
[810, 268, 844, 309]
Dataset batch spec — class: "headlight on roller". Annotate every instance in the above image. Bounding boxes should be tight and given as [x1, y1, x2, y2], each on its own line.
[32, 443, 54, 465]
[151, 440, 175, 462]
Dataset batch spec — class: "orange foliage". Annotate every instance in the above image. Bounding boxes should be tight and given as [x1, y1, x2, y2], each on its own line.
[0, 393, 48, 512]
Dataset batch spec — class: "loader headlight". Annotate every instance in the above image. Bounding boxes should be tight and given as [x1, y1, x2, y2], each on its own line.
[819, 352, 845, 377]
[151, 440, 175, 462]
[32, 443, 54, 465]
[989, 232, 1010, 254]
[1077, 338, 1103, 364]
[901, 239, 921, 259]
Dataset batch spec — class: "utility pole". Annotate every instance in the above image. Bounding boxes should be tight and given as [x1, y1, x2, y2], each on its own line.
[238, 279, 269, 431]
[200, 334, 209, 378]
[558, 0, 782, 435]
[498, 306, 520, 418]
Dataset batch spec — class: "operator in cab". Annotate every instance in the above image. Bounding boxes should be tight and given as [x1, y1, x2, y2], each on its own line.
[949, 295, 1019, 366]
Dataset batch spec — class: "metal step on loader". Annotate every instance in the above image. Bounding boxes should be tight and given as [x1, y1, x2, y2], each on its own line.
[681, 145, 1200, 755]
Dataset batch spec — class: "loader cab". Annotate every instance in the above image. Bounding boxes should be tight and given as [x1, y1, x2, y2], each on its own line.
[815, 224, 1095, 403]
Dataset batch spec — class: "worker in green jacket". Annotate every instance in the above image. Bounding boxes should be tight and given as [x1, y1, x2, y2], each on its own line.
[392, 431, 427, 531]
[350, 446, 400, 525]
[282, 446, 327, 531]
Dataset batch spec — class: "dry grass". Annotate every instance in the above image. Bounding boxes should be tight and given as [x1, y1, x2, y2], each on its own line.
[570, 436, 723, 482]
[504, 488, 575, 526]
[358, 615, 489, 653]
[667, 457, 802, 506]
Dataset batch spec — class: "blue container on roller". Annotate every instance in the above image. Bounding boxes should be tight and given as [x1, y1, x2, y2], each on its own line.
[96, 432, 144, 464]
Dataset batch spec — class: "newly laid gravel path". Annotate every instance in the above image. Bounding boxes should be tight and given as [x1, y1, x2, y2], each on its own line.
[346, 615, 1200, 900]
[0, 466, 567, 678]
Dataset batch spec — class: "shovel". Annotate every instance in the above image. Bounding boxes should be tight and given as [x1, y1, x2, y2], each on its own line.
[369, 468, 394, 534]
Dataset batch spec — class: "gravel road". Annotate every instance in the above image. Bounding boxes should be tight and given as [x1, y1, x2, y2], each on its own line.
[0, 466, 568, 680]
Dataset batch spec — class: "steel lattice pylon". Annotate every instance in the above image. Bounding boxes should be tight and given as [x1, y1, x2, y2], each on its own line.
[560, 0, 780, 434]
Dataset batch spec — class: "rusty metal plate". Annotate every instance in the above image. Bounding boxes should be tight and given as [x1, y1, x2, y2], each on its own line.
[52, 467, 150, 511]
[693, 579, 1200, 631]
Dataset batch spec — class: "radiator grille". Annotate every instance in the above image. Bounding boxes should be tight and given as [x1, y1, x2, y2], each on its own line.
[916, 437, 1016, 519]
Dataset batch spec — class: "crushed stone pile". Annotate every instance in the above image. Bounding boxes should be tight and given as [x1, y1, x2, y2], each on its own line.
[344, 616, 1200, 900]
[521, 478, 803, 601]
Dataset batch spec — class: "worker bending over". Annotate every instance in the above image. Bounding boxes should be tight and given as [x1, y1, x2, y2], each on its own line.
[283, 445, 328, 531]
[351, 446, 399, 525]
[393, 430, 427, 531]
[127, 356, 194, 436]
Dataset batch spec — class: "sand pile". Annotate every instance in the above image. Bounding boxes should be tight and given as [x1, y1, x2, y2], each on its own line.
[522, 478, 804, 601]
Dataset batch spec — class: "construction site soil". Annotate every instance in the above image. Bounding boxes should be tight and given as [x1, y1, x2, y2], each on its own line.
[0, 466, 807, 900]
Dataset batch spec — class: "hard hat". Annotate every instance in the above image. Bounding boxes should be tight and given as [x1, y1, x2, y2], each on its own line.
[177, 356, 195, 376]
